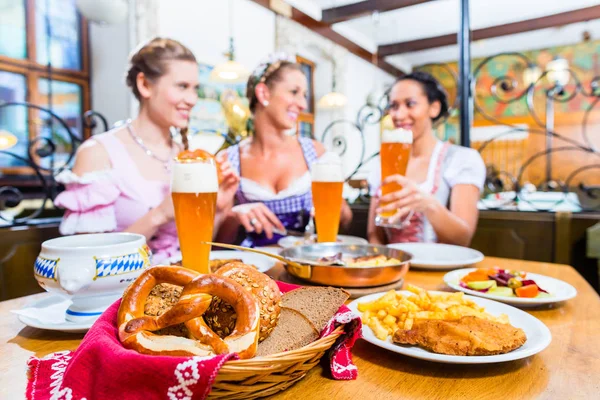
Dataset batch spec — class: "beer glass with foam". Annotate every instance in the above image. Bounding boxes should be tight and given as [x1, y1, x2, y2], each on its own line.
[376, 128, 413, 228]
[311, 157, 344, 243]
[171, 158, 218, 273]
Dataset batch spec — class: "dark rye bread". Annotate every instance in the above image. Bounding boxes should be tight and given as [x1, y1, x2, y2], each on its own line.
[282, 287, 350, 333]
[255, 307, 319, 357]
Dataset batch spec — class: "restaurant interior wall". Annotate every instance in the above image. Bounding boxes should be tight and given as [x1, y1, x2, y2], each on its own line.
[89, 20, 131, 127]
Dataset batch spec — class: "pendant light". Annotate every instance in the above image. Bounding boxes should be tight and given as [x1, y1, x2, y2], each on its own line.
[317, 58, 347, 109]
[210, 0, 249, 83]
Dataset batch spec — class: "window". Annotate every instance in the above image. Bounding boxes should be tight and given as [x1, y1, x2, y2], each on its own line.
[0, 0, 90, 176]
[296, 55, 315, 139]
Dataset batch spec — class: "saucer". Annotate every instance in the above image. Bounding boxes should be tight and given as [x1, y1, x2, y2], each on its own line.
[12, 294, 96, 333]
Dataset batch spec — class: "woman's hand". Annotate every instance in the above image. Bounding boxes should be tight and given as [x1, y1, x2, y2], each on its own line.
[154, 195, 175, 225]
[215, 152, 239, 212]
[376, 174, 438, 224]
[230, 203, 285, 240]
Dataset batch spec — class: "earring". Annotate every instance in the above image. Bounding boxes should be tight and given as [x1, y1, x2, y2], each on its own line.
[262, 101, 269, 107]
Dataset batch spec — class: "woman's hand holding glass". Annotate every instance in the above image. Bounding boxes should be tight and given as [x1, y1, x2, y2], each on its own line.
[376, 174, 437, 225]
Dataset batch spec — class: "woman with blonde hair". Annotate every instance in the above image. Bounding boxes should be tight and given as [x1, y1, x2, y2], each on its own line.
[55, 37, 238, 262]
[215, 53, 353, 247]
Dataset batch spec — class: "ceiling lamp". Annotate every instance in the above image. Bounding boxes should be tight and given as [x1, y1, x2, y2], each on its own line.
[318, 63, 347, 110]
[0, 130, 18, 151]
[318, 91, 347, 109]
[210, 38, 249, 83]
[210, 0, 249, 84]
[75, 0, 128, 25]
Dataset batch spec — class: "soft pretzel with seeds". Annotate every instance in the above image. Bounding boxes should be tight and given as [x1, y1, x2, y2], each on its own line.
[117, 266, 261, 359]
[204, 262, 282, 341]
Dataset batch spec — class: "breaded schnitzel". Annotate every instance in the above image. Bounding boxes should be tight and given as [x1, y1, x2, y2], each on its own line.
[392, 316, 527, 356]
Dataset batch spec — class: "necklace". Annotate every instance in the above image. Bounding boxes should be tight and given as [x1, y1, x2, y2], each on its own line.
[126, 121, 175, 171]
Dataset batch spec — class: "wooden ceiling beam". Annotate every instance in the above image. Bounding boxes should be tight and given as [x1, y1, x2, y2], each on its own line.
[379, 5, 600, 57]
[250, 0, 404, 76]
[322, 0, 436, 25]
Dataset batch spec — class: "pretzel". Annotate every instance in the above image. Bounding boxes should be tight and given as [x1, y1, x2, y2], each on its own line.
[205, 262, 281, 341]
[117, 266, 260, 358]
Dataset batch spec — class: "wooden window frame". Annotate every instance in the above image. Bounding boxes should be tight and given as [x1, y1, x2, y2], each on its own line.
[0, 0, 91, 178]
[296, 55, 315, 138]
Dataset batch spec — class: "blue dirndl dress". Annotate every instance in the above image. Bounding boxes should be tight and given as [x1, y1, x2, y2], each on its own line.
[226, 137, 317, 247]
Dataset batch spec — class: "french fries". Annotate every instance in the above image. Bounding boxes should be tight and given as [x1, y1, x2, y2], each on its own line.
[358, 284, 509, 340]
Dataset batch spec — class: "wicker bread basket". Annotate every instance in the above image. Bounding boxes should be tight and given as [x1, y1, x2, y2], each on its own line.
[208, 325, 345, 399]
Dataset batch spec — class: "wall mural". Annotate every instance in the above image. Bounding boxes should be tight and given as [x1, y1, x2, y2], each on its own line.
[418, 40, 600, 212]
[420, 39, 600, 143]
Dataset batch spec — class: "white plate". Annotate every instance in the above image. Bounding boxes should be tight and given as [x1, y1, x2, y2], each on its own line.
[209, 250, 276, 273]
[164, 250, 277, 273]
[277, 234, 369, 249]
[443, 268, 578, 307]
[387, 243, 484, 270]
[14, 294, 94, 333]
[347, 291, 552, 364]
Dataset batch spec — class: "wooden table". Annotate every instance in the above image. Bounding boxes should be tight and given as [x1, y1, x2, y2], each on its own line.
[1, 257, 599, 399]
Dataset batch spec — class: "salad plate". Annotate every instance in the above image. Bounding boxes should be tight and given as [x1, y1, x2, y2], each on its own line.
[443, 267, 577, 307]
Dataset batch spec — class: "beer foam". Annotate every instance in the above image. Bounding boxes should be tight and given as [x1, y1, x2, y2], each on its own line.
[382, 128, 413, 144]
[171, 161, 218, 193]
[311, 161, 344, 182]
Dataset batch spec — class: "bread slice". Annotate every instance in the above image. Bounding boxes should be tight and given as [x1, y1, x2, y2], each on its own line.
[255, 307, 319, 357]
[282, 287, 350, 333]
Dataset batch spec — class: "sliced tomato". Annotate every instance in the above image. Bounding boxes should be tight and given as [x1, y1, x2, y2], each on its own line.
[515, 284, 539, 298]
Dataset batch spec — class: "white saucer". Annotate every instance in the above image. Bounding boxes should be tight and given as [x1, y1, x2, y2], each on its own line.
[209, 250, 276, 273]
[165, 250, 277, 273]
[12, 294, 95, 333]
[387, 243, 484, 270]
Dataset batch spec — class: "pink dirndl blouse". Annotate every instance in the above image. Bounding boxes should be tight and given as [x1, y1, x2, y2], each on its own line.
[54, 131, 179, 263]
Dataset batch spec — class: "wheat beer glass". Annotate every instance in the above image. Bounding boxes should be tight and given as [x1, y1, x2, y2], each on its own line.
[376, 128, 413, 228]
[171, 157, 218, 273]
[311, 157, 344, 243]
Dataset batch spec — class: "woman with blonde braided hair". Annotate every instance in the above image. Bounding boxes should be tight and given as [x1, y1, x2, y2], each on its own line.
[55, 37, 238, 263]
[215, 53, 352, 246]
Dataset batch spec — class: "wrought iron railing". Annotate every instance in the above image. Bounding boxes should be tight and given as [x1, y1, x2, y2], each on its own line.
[0, 102, 109, 225]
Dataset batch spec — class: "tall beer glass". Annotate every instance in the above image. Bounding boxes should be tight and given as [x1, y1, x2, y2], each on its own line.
[376, 128, 413, 228]
[171, 158, 218, 273]
[311, 158, 344, 243]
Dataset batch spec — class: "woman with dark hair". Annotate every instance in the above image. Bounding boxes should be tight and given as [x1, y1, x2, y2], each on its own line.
[367, 71, 485, 246]
[215, 53, 353, 247]
[54, 37, 238, 263]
